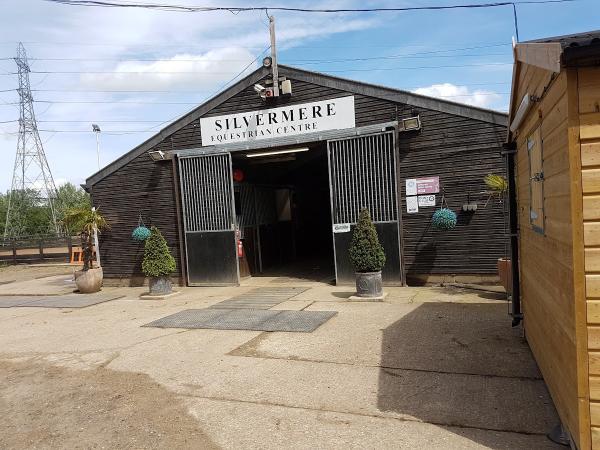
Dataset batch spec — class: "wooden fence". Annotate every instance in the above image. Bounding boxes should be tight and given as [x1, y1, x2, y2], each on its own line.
[0, 236, 78, 264]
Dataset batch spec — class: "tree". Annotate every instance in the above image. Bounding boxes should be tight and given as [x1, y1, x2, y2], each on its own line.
[348, 208, 386, 273]
[142, 226, 176, 278]
[62, 207, 110, 271]
[57, 183, 91, 234]
[0, 182, 90, 240]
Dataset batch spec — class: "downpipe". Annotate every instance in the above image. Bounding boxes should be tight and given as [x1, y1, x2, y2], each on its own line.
[503, 143, 522, 327]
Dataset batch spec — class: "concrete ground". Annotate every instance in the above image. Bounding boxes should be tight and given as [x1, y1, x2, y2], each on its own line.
[0, 266, 561, 449]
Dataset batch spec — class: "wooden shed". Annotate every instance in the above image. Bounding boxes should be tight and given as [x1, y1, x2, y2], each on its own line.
[508, 30, 600, 449]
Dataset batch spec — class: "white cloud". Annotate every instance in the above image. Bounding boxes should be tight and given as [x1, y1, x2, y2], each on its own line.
[80, 47, 258, 91]
[412, 83, 501, 109]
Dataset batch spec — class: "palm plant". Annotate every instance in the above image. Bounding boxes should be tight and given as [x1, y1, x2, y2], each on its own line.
[483, 173, 509, 207]
[62, 207, 110, 270]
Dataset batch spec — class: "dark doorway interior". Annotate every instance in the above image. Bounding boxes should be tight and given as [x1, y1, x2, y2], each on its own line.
[232, 143, 334, 282]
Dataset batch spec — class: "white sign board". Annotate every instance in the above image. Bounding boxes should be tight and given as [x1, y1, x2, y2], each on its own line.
[405, 179, 417, 196]
[333, 223, 351, 233]
[200, 96, 356, 146]
[418, 194, 436, 207]
[406, 196, 419, 213]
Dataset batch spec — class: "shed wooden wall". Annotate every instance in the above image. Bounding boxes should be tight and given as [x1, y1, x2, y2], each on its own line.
[90, 72, 506, 283]
[578, 65, 600, 449]
[515, 63, 590, 449]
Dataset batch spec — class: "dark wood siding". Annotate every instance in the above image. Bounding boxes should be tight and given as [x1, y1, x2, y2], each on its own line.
[397, 105, 507, 274]
[91, 74, 506, 280]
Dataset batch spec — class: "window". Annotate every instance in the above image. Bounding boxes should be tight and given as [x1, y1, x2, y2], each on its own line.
[527, 126, 544, 233]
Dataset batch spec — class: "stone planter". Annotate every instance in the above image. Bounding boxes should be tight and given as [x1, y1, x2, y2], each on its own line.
[355, 271, 383, 298]
[74, 267, 103, 294]
[149, 276, 172, 295]
[498, 258, 512, 294]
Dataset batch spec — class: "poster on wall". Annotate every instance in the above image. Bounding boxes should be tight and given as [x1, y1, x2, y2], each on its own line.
[406, 196, 419, 213]
[405, 176, 440, 195]
[405, 179, 417, 196]
[418, 195, 436, 207]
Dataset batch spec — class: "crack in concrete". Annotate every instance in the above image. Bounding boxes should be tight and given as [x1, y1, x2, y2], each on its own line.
[226, 351, 543, 381]
[178, 392, 550, 437]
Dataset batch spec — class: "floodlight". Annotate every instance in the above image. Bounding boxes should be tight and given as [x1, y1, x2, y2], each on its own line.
[402, 116, 421, 131]
[148, 150, 166, 161]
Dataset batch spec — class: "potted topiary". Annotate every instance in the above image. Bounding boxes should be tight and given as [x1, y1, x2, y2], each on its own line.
[349, 208, 386, 298]
[142, 226, 176, 295]
[62, 206, 110, 294]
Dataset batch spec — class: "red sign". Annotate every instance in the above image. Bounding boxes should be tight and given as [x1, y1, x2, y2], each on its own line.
[416, 176, 439, 194]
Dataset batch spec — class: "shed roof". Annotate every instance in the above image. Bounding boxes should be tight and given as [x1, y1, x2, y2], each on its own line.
[86, 64, 508, 187]
[507, 29, 600, 141]
[526, 29, 600, 48]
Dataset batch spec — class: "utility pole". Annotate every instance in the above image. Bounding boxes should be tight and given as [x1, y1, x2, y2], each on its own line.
[4, 42, 61, 242]
[269, 15, 279, 97]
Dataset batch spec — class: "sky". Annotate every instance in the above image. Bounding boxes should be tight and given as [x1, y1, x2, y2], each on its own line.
[0, 0, 597, 192]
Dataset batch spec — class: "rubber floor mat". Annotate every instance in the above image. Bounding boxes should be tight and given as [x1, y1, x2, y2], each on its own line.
[0, 293, 125, 308]
[143, 308, 337, 332]
[208, 287, 308, 310]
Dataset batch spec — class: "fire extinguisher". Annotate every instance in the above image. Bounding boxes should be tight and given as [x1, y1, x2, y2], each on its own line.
[237, 239, 244, 258]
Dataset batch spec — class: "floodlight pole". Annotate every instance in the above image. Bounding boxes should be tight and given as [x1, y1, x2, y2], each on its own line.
[95, 132, 100, 169]
[269, 15, 279, 97]
[93, 126, 101, 169]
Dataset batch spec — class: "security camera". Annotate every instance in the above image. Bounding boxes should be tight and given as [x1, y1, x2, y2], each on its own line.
[254, 83, 274, 100]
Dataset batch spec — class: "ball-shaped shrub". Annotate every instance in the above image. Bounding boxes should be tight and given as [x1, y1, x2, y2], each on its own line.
[132, 226, 151, 242]
[431, 208, 457, 231]
[348, 208, 386, 273]
[142, 226, 176, 277]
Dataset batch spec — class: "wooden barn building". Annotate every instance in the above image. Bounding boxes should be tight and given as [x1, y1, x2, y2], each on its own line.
[84, 64, 508, 287]
[507, 30, 600, 449]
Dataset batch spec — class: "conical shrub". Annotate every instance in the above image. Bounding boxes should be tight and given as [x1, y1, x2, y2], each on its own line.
[142, 226, 176, 277]
[349, 208, 386, 273]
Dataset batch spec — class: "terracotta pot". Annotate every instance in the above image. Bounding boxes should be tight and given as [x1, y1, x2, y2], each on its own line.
[74, 267, 103, 294]
[497, 258, 512, 294]
[355, 271, 383, 298]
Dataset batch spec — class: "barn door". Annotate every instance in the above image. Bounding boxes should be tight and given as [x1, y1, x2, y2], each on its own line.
[178, 153, 239, 286]
[327, 131, 403, 285]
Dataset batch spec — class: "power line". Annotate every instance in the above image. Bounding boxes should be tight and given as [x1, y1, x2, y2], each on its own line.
[144, 45, 272, 132]
[0, 91, 511, 106]
[41, 0, 579, 13]
[0, 61, 513, 76]
[0, 52, 510, 63]
[0, 82, 513, 95]
[0, 43, 513, 63]
[0, 40, 510, 50]
[40, 0, 579, 42]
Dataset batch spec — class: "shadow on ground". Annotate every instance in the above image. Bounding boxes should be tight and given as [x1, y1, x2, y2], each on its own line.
[377, 302, 560, 449]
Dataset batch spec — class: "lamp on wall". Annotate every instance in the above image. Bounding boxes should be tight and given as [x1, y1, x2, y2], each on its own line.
[402, 116, 421, 131]
[148, 150, 166, 161]
[509, 94, 534, 133]
[246, 147, 309, 158]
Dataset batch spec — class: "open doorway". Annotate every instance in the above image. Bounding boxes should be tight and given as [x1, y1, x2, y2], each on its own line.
[232, 143, 334, 282]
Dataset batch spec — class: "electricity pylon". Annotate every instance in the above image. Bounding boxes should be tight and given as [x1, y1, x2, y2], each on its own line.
[4, 42, 60, 241]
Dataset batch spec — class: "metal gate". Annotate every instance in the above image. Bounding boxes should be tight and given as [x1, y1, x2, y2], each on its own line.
[178, 153, 239, 285]
[327, 131, 403, 284]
